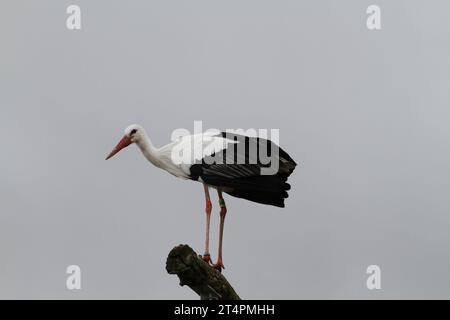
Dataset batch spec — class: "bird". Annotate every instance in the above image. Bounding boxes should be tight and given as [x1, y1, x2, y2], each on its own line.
[106, 124, 297, 272]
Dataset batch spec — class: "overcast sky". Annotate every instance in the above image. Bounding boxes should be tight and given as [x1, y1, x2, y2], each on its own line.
[1, 0, 450, 299]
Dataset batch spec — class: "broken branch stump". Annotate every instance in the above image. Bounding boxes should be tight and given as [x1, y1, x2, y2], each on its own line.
[166, 244, 241, 300]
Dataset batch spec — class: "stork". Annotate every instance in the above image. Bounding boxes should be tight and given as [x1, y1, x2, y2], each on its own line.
[106, 124, 296, 272]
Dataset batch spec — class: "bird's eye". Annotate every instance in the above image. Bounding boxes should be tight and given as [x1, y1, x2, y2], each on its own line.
[130, 129, 137, 135]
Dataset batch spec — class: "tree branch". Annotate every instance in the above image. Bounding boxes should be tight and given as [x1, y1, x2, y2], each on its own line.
[166, 244, 241, 300]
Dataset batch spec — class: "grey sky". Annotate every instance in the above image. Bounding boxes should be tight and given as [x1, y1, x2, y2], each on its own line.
[1, 0, 450, 299]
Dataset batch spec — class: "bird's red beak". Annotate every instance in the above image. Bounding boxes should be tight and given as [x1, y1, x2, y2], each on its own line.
[105, 135, 133, 160]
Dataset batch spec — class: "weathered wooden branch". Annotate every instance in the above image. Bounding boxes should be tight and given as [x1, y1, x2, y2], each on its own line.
[166, 244, 241, 300]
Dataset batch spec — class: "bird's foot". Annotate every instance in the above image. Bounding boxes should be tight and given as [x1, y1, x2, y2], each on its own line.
[212, 260, 225, 273]
[202, 253, 213, 266]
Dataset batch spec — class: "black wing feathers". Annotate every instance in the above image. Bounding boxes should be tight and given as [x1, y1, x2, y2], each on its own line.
[189, 132, 297, 207]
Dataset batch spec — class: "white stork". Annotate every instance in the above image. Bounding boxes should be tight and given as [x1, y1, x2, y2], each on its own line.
[106, 124, 296, 272]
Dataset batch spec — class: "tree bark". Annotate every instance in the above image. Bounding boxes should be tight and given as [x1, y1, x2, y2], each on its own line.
[166, 244, 241, 300]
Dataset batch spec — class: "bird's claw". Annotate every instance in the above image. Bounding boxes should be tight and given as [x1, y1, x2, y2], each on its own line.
[202, 253, 213, 266]
[212, 261, 225, 273]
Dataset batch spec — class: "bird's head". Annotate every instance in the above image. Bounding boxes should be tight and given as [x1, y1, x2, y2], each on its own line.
[105, 124, 144, 160]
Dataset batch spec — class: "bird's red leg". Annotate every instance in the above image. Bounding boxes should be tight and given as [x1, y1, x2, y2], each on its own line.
[202, 184, 213, 265]
[213, 190, 227, 272]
